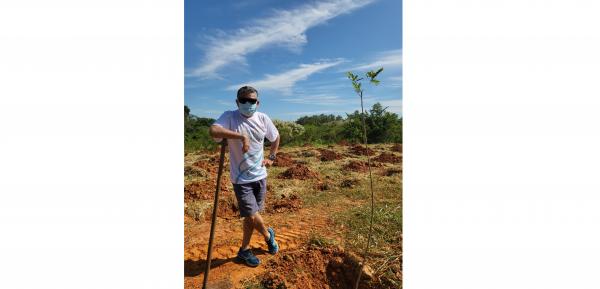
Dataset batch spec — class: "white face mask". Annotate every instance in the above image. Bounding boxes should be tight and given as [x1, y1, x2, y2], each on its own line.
[238, 102, 257, 117]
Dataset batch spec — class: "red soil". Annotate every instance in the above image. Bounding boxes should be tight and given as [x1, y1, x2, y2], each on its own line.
[273, 152, 296, 167]
[344, 160, 369, 172]
[349, 145, 375, 156]
[266, 194, 303, 214]
[373, 152, 402, 163]
[205, 198, 239, 220]
[319, 149, 343, 161]
[278, 164, 319, 180]
[260, 247, 377, 289]
[184, 178, 230, 201]
[192, 159, 218, 175]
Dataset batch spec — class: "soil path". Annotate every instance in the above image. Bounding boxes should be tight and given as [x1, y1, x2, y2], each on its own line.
[184, 207, 339, 289]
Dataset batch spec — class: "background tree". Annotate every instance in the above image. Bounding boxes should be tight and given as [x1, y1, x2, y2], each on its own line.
[184, 106, 216, 152]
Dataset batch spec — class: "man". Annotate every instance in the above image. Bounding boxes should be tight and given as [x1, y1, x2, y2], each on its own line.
[208, 86, 280, 267]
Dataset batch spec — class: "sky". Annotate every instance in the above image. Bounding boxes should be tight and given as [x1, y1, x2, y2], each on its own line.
[185, 0, 402, 121]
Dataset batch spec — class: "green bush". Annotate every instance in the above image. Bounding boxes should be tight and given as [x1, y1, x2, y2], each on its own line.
[272, 120, 305, 146]
[183, 103, 402, 152]
[185, 105, 217, 152]
[343, 103, 402, 144]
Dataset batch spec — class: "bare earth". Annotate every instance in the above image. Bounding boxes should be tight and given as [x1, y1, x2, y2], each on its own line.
[184, 144, 402, 289]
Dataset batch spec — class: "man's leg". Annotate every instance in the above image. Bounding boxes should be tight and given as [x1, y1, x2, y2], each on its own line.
[252, 212, 270, 242]
[241, 216, 254, 251]
[233, 182, 260, 251]
[252, 178, 270, 241]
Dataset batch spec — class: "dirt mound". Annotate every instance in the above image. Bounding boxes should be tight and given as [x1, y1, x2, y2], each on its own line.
[373, 152, 402, 163]
[390, 143, 402, 152]
[204, 198, 239, 220]
[337, 139, 351, 146]
[259, 247, 377, 289]
[319, 149, 343, 161]
[184, 182, 212, 201]
[315, 181, 335, 191]
[340, 179, 360, 188]
[278, 164, 319, 180]
[184, 192, 238, 221]
[266, 194, 302, 213]
[261, 272, 288, 289]
[383, 168, 402, 176]
[184, 178, 230, 201]
[192, 159, 218, 175]
[273, 152, 296, 167]
[302, 143, 313, 147]
[349, 145, 375, 156]
[344, 160, 369, 172]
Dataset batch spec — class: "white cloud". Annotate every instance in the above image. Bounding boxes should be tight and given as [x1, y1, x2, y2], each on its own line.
[281, 94, 344, 105]
[387, 75, 403, 88]
[286, 110, 340, 116]
[378, 99, 403, 115]
[216, 99, 234, 106]
[227, 60, 344, 95]
[346, 49, 403, 71]
[189, 0, 375, 78]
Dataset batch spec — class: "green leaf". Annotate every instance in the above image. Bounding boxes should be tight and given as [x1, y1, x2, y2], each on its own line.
[346, 71, 354, 80]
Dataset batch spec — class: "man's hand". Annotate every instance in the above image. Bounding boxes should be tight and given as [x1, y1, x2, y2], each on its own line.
[262, 159, 273, 167]
[241, 135, 250, 153]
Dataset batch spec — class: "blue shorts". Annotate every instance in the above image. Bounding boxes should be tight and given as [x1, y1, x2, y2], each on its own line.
[232, 178, 267, 217]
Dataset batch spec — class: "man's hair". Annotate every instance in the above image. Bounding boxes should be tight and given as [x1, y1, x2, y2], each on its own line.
[237, 86, 258, 99]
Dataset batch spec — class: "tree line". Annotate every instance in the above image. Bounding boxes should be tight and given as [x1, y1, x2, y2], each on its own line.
[184, 103, 402, 152]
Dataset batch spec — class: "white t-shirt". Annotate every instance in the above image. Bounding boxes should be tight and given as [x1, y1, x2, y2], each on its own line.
[212, 110, 279, 184]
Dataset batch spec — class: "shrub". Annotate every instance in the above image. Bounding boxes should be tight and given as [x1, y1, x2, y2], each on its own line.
[273, 120, 305, 146]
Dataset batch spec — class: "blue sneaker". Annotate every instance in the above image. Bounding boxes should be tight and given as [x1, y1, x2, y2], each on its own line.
[236, 248, 260, 267]
[266, 227, 279, 255]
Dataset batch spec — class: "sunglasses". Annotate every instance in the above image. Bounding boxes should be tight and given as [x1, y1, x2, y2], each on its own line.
[238, 98, 258, 104]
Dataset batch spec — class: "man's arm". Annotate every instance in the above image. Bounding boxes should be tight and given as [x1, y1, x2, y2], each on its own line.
[263, 135, 280, 167]
[209, 125, 250, 153]
[269, 135, 280, 157]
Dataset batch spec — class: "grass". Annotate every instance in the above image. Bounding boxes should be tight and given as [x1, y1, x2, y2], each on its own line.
[240, 277, 266, 289]
[302, 190, 335, 207]
[307, 232, 338, 249]
[334, 201, 402, 253]
[333, 200, 402, 287]
[184, 200, 212, 221]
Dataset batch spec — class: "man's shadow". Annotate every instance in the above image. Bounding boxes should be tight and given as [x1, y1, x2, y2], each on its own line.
[184, 248, 269, 277]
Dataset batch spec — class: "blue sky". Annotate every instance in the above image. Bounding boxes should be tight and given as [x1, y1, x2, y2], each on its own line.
[185, 0, 402, 121]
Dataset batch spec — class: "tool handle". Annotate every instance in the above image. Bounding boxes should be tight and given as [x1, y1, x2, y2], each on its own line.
[202, 139, 227, 289]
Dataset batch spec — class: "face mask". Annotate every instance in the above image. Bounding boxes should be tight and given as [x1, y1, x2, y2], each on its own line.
[238, 102, 257, 117]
